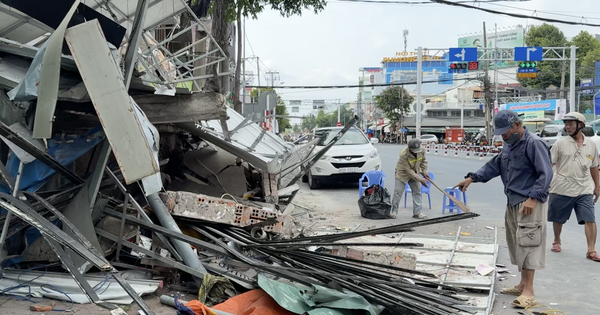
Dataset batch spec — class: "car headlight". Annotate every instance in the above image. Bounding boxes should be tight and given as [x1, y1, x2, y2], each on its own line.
[367, 149, 379, 159]
[320, 155, 331, 161]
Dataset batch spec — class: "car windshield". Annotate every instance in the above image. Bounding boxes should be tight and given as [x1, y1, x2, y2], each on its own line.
[318, 129, 369, 146]
[422, 135, 435, 139]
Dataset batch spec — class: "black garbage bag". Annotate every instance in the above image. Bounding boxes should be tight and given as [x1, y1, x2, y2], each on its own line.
[358, 184, 392, 219]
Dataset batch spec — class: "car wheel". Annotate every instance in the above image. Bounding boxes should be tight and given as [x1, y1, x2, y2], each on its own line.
[302, 173, 308, 183]
[308, 171, 320, 190]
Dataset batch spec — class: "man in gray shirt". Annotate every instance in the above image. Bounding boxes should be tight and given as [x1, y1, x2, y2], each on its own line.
[454, 110, 552, 309]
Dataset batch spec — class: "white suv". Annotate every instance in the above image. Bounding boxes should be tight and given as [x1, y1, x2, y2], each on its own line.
[303, 127, 382, 189]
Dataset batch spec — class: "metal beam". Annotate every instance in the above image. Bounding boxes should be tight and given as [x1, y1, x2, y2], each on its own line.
[104, 168, 183, 262]
[123, 0, 149, 91]
[0, 6, 54, 33]
[45, 238, 118, 310]
[87, 140, 112, 210]
[0, 20, 27, 37]
[0, 194, 109, 268]
[33, 0, 81, 139]
[0, 193, 156, 315]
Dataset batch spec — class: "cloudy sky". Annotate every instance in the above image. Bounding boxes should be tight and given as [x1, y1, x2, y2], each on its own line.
[244, 0, 600, 103]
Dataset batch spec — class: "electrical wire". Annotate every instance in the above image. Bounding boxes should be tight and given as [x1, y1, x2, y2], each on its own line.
[485, 2, 600, 21]
[248, 76, 480, 89]
[332, 0, 531, 4]
[431, 0, 600, 27]
[0, 267, 73, 312]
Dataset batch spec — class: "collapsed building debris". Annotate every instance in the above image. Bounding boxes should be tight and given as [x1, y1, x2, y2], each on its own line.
[0, 1, 500, 314]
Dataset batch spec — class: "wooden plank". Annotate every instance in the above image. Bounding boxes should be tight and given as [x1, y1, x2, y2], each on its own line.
[65, 20, 159, 184]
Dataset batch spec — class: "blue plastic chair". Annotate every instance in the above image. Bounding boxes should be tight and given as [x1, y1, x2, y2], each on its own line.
[358, 170, 386, 197]
[404, 172, 435, 209]
[442, 187, 468, 214]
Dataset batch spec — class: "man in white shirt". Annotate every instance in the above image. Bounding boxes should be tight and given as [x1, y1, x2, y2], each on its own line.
[548, 112, 600, 262]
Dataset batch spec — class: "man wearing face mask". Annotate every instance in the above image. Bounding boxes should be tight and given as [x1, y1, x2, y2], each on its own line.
[453, 110, 552, 309]
[390, 139, 431, 220]
[547, 112, 600, 262]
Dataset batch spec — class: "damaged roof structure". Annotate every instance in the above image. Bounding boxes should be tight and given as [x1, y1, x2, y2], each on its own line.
[0, 1, 499, 314]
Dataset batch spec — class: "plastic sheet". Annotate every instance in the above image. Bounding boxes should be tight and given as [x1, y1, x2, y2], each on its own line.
[357, 185, 392, 220]
[257, 274, 383, 315]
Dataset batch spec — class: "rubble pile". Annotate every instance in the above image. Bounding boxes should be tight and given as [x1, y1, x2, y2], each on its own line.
[0, 1, 487, 314]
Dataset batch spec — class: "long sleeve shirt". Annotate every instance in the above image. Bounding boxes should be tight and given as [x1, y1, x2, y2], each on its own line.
[469, 131, 553, 206]
[395, 148, 428, 183]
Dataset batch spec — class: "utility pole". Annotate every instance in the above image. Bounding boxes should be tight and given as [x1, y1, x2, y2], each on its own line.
[403, 29, 409, 53]
[241, 17, 246, 115]
[337, 99, 341, 125]
[265, 70, 280, 88]
[482, 22, 493, 142]
[256, 56, 261, 88]
[569, 45, 577, 112]
[494, 23, 499, 118]
[416, 46, 423, 139]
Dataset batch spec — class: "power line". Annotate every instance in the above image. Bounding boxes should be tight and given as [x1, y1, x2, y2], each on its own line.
[248, 77, 479, 89]
[485, 2, 600, 21]
[331, 0, 531, 4]
[431, 0, 600, 27]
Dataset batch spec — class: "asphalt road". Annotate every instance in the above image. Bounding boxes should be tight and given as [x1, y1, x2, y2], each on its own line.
[296, 143, 600, 314]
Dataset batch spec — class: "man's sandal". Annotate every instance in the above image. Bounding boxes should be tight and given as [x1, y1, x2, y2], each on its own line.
[500, 287, 523, 296]
[586, 251, 600, 262]
[551, 242, 561, 252]
[511, 295, 537, 308]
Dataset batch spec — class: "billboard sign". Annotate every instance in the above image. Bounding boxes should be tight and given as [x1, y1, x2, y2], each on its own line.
[458, 28, 524, 69]
[502, 99, 557, 113]
[581, 78, 594, 95]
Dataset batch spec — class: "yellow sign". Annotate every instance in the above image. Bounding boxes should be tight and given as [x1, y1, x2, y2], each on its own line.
[517, 72, 537, 79]
[382, 51, 442, 63]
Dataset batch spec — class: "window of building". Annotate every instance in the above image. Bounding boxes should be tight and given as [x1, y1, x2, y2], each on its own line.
[291, 107, 299, 113]
[450, 110, 461, 117]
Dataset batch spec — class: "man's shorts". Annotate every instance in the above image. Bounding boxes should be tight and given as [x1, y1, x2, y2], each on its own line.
[548, 193, 595, 225]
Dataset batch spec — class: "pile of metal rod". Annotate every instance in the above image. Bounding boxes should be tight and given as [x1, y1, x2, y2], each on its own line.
[172, 212, 480, 315]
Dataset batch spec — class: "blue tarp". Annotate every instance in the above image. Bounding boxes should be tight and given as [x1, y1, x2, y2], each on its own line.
[1, 126, 105, 194]
[1, 126, 105, 261]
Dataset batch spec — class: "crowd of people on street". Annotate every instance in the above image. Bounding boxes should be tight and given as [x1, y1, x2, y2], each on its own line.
[393, 109, 599, 309]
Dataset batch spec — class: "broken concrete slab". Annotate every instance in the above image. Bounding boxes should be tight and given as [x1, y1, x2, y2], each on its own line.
[132, 92, 228, 124]
[163, 191, 292, 234]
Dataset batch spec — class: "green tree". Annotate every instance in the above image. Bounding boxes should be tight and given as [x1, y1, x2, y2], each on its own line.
[374, 86, 413, 126]
[519, 24, 568, 89]
[570, 31, 600, 68]
[275, 104, 291, 131]
[292, 124, 301, 134]
[315, 110, 329, 127]
[301, 114, 317, 131]
[579, 48, 600, 80]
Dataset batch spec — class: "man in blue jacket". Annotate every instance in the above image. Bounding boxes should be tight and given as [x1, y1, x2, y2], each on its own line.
[454, 110, 552, 309]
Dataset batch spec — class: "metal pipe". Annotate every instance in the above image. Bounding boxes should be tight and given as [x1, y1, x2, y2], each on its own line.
[146, 193, 207, 282]
[416, 46, 423, 139]
[570, 45, 577, 112]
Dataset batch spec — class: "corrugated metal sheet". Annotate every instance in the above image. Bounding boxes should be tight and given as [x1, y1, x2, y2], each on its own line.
[200, 108, 294, 171]
[0, 1, 184, 46]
